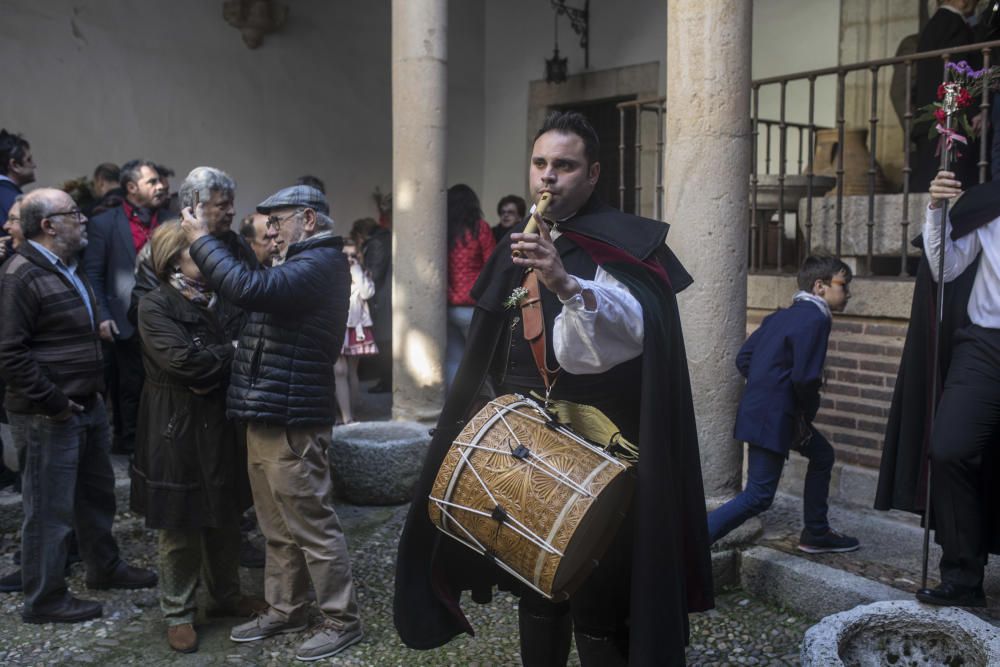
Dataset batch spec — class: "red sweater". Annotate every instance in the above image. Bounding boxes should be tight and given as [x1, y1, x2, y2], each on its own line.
[447, 219, 496, 306]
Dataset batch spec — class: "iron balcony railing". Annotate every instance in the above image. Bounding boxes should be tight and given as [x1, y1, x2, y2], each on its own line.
[617, 38, 1000, 277]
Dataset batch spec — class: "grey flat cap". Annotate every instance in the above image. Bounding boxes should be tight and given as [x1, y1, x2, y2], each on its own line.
[256, 185, 329, 215]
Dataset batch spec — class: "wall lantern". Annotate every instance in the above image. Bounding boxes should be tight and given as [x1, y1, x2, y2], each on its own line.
[545, 0, 589, 84]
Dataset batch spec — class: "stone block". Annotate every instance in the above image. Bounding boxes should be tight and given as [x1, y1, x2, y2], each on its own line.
[740, 546, 909, 620]
[836, 463, 878, 507]
[711, 549, 740, 590]
[747, 274, 914, 320]
[802, 600, 1000, 666]
[798, 192, 931, 258]
[329, 421, 431, 506]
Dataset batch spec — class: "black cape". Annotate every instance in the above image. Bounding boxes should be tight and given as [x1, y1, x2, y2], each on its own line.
[393, 196, 714, 666]
[876, 180, 1000, 553]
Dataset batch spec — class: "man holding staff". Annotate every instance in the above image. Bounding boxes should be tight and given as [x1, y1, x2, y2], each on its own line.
[394, 111, 713, 665]
[897, 168, 1000, 607]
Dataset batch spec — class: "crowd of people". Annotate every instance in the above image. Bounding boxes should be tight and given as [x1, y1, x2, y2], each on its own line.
[1, 103, 993, 667]
[0, 127, 538, 659]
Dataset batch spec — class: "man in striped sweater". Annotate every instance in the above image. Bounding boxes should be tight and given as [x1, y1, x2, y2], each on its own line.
[0, 188, 156, 624]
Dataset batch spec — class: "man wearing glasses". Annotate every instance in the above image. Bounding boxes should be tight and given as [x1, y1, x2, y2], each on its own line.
[0, 189, 157, 624]
[182, 185, 363, 662]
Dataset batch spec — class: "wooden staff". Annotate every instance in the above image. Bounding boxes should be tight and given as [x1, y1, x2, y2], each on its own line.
[922, 82, 961, 590]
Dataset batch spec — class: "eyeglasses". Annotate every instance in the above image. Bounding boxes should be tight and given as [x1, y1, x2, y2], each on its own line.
[265, 209, 303, 231]
[47, 208, 84, 222]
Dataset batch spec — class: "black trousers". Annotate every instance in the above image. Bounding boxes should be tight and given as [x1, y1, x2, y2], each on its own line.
[111, 336, 144, 452]
[517, 501, 634, 667]
[930, 324, 1000, 589]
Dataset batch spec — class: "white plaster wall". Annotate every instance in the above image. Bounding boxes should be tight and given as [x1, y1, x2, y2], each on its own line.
[0, 0, 485, 236]
[3, 0, 842, 235]
[482, 0, 667, 219]
[752, 0, 842, 174]
[447, 0, 485, 196]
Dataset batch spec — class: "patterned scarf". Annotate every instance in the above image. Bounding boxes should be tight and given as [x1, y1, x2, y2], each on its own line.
[169, 270, 215, 306]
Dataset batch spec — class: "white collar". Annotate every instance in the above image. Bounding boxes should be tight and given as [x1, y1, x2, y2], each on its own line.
[793, 290, 832, 320]
[939, 5, 966, 18]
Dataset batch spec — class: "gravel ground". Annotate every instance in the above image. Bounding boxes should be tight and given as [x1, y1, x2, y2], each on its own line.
[0, 387, 816, 664]
[0, 499, 814, 665]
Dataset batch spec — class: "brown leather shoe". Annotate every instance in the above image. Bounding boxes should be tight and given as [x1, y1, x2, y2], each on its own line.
[207, 595, 269, 618]
[167, 623, 198, 653]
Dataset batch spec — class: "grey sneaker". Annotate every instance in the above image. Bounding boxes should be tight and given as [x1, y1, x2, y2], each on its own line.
[230, 611, 308, 642]
[294, 620, 363, 662]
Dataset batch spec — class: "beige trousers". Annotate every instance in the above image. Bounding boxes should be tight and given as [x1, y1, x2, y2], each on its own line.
[245, 422, 360, 631]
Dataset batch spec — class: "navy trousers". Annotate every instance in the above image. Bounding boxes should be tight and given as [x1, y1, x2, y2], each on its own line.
[8, 396, 120, 614]
[707, 428, 835, 544]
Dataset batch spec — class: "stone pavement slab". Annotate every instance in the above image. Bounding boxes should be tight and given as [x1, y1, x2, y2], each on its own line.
[752, 491, 1000, 625]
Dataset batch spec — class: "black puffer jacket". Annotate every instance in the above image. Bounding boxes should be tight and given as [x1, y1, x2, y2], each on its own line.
[190, 231, 349, 425]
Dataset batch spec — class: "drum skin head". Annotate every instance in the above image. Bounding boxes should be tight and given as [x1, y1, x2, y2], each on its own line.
[553, 469, 634, 599]
[428, 394, 633, 600]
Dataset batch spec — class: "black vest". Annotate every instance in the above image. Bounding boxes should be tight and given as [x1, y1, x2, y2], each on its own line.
[491, 233, 643, 442]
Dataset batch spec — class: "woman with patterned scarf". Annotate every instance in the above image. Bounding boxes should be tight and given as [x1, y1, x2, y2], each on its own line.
[130, 221, 262, 654]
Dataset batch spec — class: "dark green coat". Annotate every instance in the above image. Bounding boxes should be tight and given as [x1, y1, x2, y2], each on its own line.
[129, 283, 250, 530]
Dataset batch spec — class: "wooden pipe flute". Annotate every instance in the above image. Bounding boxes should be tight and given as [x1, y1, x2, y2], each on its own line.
[512, 192, 552, 258]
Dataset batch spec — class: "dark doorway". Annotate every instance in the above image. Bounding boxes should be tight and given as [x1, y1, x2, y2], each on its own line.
[553, 96, 637, 213]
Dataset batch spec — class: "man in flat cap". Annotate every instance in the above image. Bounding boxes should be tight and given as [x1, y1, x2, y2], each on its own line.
[181, 185, 362, 662]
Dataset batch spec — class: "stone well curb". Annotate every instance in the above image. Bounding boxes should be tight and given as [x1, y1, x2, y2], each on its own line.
[329, 420, 431, 505]
[801, 599, 1000, 666]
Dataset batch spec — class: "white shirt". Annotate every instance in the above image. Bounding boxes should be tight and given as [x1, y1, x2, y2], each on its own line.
[924, 205, 1000, 328]
[346, 261, 375, 333]
[549, 226, 645, 373]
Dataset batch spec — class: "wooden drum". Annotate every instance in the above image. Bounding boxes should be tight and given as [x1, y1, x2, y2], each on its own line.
[428, 394, 634, 600]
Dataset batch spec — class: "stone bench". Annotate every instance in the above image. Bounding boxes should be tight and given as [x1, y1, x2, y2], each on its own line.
[329, 421, 432, 505]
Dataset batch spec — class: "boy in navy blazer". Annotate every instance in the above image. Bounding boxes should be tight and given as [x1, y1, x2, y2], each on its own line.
[708, 255, 860, 554]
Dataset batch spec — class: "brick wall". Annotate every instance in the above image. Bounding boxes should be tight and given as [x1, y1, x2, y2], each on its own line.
[746, 310, 908, 470]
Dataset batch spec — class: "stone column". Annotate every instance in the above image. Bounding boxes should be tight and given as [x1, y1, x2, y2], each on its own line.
[391, 0, 447, 422]
[664, 0, 752, 505]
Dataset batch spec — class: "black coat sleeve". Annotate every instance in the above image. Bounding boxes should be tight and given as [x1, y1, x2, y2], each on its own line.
[364, 234, 390, 287]
[129, 245, 158, 327]
[137, 294, 232, 388]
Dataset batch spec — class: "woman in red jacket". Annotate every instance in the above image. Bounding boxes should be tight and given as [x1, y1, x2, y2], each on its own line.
[446, 184, 496, 389]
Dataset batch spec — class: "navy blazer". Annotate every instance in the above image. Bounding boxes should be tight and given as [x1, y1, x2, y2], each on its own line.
[82, 205, 148, 339]
[733, 299, 831, 454]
